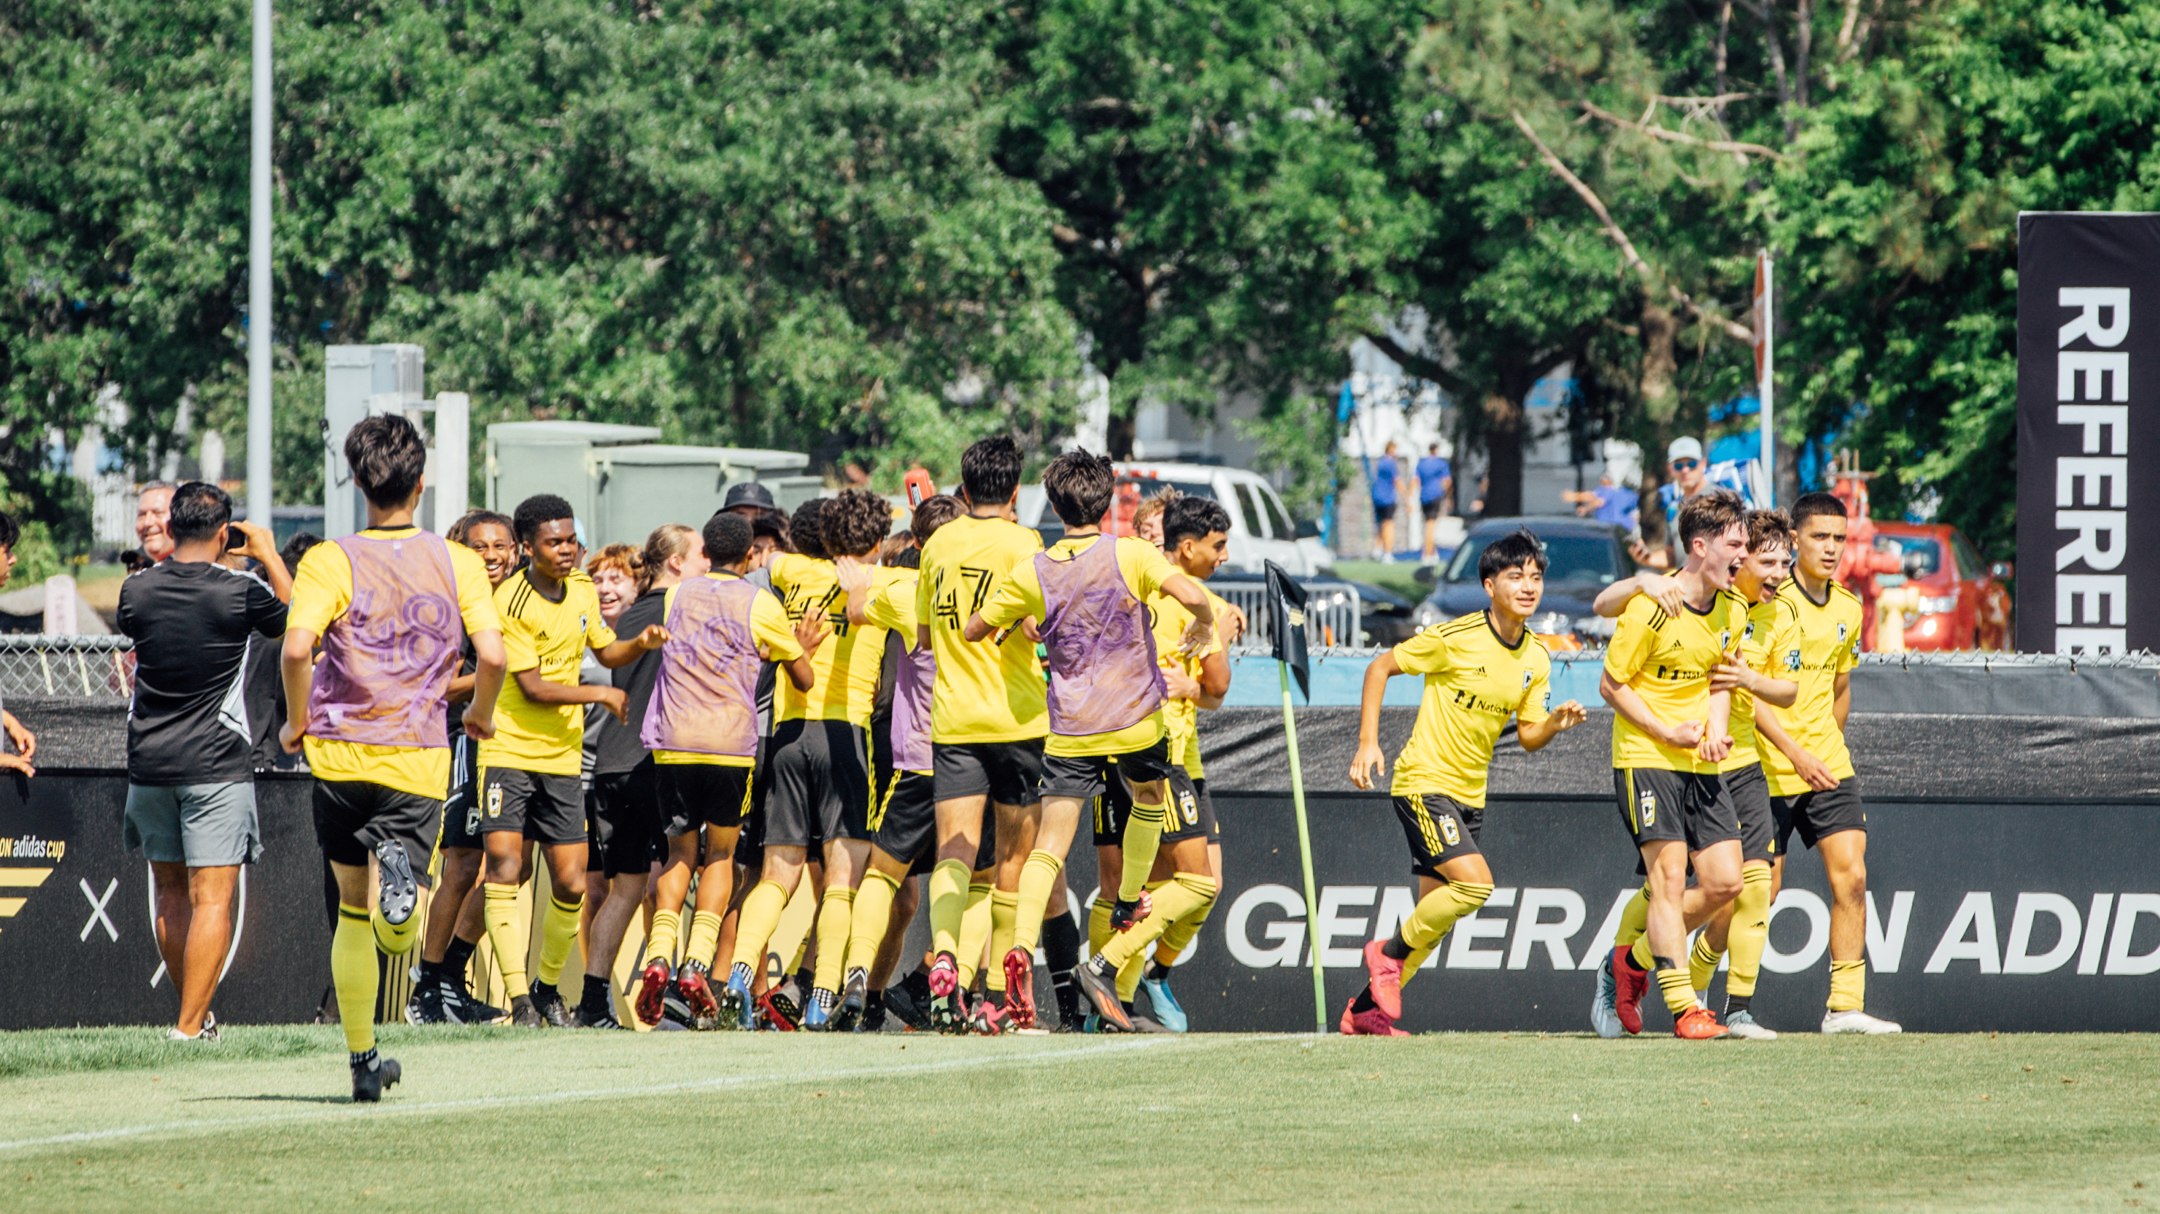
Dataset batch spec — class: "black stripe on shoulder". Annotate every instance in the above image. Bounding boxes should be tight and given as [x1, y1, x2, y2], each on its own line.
[1829, 582, 1862, 604]
[507, 577, 533, 617]
[1438, 614, 1484, 635]
[1646, 606, 1669, 631]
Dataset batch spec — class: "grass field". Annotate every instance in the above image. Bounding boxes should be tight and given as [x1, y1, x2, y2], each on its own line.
[3, 1026, 2155, 1212]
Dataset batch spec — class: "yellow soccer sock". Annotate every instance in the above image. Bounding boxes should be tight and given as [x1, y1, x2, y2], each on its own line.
[1011, 850, 1062, 953]
[956, 881, 994, 988]
[1101, 874, 1217, 968]
[1153, 885, 1218, 966]
[1726, 866, 1774, 1001]
[729, 880, 790, 972]
[1828, 959, 1866, 1012]
[848, 870, 900, 976]
[644, 909, 682, 968]
[1400, 881, 1494, 953]
[685, 910, 724, 970]
[927, 859, 970, 959]
[1116, 951, 1145, 1003]
[1614, 883, 1651, 950]
[372, 903, 420, 957]
[332, 904, 379, 1053]
[1088, 896, 1114, 955]
[1398, 943, 1438, 989]
[986, 889, 1018, 992]
[812, 888, 856, 993]
[1628, 935, 1656, 974]
[482, 882, 529, 1000]
[1118, 799, 1165, 901]
[1689, 931, 1723, 995]
[535, 893, 583, 986]
[1657, 966, 1696, 1016]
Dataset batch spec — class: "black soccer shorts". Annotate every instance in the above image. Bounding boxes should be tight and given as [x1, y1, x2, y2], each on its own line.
[315, 779, 440, 887]
[1727, 763, 1775, 865]
[479, 767, 586, 846]
[1772, 777, 1868, 854]
[1392, 792, 1484, 880]
[765, 719, 873, 849]
[932, 738, 1046, 806]
[1613, 767, 1741, 853]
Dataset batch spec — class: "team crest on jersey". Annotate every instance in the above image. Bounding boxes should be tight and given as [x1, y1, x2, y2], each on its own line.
[1718, 629, 1732, 651]
[1785, 647, 1802, 672]
[1836, 621, 1848, 646]
[1638, 788, 1657, 826]
[1521, 668, 1534, 690]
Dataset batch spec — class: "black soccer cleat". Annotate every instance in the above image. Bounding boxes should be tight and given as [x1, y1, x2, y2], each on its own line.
[884, 971, 934, 1032]
[860, 995, 889, 1034]
[1109, 891, 1154, 934]
[374, 840, 419, 927]
[1073, 957, 1133, 1032]
[528, 980, 576, 1029]
[833, 968, 868, 1033]
[351, 1052, 401, 1103]
[509, 994, 543, 1028]
[406, 978, 449, 1026]
[445, 982, 508, 1026]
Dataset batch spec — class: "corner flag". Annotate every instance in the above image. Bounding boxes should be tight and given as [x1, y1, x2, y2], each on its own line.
[1264, 560, 1327, 1031]
[1264, 560, 1311, 701]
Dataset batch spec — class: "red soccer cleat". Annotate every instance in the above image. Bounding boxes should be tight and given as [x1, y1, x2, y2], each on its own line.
[1674, 1005, 1730, 1039]
[1339, 999, 1409, 1037]
[1110, 890, 1155, 934]
[1002, 948, 1037, 1029]
[634, 958, 672, 1028]
[1610, 947, 1648, 1036]
[1362, 939, 1405, 1021]
[675, 961, 720, 1027]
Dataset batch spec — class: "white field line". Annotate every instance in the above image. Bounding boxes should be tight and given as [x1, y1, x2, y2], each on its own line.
[0, 1035, 1241, 1155]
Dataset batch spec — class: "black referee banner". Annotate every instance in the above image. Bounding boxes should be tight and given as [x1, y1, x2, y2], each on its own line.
[5, 776, 2155, 1033]
[2016, 212, 2160, 654]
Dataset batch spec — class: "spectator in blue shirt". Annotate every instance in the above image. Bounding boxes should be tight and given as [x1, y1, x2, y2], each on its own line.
[1370, 440, 1402, 561]
[1415, 444, 1452, 561]
[1565, 474, 1639, 531]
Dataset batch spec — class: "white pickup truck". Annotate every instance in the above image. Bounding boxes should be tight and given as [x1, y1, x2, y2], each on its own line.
[1017, 461, 1334, 577]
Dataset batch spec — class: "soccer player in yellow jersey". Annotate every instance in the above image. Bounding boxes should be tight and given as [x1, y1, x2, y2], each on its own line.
[1757, 492, 1900, 1033]
[914, 436, 1050, 1031]
[721, 490, 895, 1030]
[1596, 489, 1753, 1040]
[279, 415, 505, 1100]
[477, 494, 667, 1029]
[1342, 530, 1588, 1035]
[1591, 509, 1800, 1039]
[970, 450, 1216, 1032]
[633, 511, 815, 1027]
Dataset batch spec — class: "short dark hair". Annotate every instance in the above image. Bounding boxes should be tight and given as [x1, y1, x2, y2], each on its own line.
[1678, 489, 1748, 552]
[822, 489, 893, 559]
[346, 414, 428, 509]
[512, 494, 575, 545]
[960, 435, 1022, 506]
[1163, 495, 1232, 551]
[280, 531, 321, 576]
[1478, 529, 1548, 582]
[1043, 449, 1115, 528]
[168, 481, 234, 544]
[447, 509, 513, 547]
[789, 497, 829, 560]
[1746, 508, 1792, 554]
[0, 511, 18, 552]
[911, 494, 963, 546]
[750, 506, 791, 551]
[1790, 492, 1845, 530]
[703, 512, 754, 566]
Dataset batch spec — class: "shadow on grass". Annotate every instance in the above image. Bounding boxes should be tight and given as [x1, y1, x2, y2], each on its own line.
[184, 1093, 350, 1105]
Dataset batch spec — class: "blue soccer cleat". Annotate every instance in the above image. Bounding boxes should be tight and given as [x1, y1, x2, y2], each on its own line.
[1140, 972, 1188, 1033]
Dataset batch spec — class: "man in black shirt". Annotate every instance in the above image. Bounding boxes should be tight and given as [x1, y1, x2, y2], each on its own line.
[117, 482, 291, 1041]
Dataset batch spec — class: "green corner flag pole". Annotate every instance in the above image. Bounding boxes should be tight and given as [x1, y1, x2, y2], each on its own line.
[1279, 659, 1327, 1033]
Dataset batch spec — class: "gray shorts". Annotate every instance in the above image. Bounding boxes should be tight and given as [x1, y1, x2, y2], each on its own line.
[124, 782, 262, 867]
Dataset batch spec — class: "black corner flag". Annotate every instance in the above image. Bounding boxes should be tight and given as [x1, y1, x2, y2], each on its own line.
[1264, 559, 1310, 701]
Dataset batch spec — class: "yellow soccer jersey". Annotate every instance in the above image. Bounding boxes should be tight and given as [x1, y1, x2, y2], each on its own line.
[1150, 584, 1229, 779]
[770, 553, 900, 726]
[916, 515, 1047, 744]
[1604, 589, 1751, 773]
[653, 572, 803, 767]
[1761, 577, 1863, 796]
[288, 529, 500, 801]
[1720, 596, 1796, 773]
[478, 567, 616, 776]
[865, 568, 920, 648]
[1389, 611, 1552, 806]
[980, 533, 1179, 757]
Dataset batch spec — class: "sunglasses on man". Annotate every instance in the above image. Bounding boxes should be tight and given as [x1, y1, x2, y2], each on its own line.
[1669, 458, 1700, 472]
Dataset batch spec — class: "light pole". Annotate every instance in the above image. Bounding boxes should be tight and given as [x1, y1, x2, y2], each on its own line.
[246, 0, 272, 524]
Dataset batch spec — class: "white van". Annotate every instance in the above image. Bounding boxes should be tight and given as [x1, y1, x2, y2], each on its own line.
[1017, 461, 1333, 577]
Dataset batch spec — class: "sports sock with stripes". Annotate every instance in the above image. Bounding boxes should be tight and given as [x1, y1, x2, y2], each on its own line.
[1087, 895, 1114, 955]
[1726, 865, 1774, 1007]
[1614, 883, 1651, 951]
[644, 909, 682, 969]
[956, 880, 994, 988]
[481, 882, 529, 1000]
[684, 910, 724, 969]
[1401, 881, 1494, 953]
[1656, 963, 1695, 1016]
[729, 880, 789, 973]
[535, 893, 583, 986]
[1010, 850, 1063, 952]
[847, 870, 901, 978]
[812, 887, 856, 994]
[1152, 881, 1216, 968]
[1117, 796, 1166, 901]
[1828, 959, 1866, 1012]
[1689, 930, 1723, 995]
[986, 888, 1019, 992]
[927, 859, 969, 959]
[1101, 874, 1217, 968]
[332, 903, 378, 1053]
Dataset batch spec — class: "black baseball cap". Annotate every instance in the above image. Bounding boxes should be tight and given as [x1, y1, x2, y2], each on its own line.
[722, 482, 776, 511]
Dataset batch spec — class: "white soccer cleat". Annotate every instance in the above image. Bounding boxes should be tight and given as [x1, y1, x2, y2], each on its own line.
[1821, 1008, 1901, 1035]
[1723, 1010, 1778, 1040]
[1590, 951, 1624, 1039]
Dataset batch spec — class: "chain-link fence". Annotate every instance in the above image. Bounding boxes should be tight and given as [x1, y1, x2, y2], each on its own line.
[0, 635, 135, 700]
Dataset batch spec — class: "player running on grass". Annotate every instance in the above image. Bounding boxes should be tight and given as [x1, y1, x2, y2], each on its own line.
[1342, 529, 1588, 1036]
[1592, 489, 1752, 1040]
[970, 450, 1217, 1033]
[1589, 509, 1799, 1039]
[634, 512, 816, 1027]
[723, 491, 895, 1031]
[280, 414, 505, 1100]
[1756, 492, 1900, 1035]
[476, 495, 668, 1029]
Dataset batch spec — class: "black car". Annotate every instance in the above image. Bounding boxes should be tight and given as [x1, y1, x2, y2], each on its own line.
[1410, 516, 1643, 646]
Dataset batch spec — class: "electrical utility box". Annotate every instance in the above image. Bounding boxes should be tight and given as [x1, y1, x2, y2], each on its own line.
[484, 421, 818, 548]
[323, 344, 470, 538]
